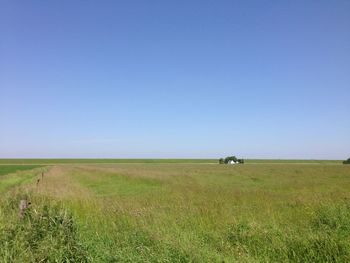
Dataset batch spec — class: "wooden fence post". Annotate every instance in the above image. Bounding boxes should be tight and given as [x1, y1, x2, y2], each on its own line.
[19, 200, 28, 219]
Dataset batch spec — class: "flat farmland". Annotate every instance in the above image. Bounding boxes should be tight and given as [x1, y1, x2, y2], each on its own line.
[1, 162, 350, 262]
[0, 158, 341, 165]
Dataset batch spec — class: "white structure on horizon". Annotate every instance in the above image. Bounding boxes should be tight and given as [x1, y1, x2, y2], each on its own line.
[228, 160, 237, 165]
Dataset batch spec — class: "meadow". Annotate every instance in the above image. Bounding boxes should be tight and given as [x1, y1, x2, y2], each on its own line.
[0, 159, 341, 165]
[0, 161, 349, 262]
[0, 165, 43, 192]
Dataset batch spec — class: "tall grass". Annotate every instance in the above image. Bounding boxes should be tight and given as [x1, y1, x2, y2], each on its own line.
[0, 191, 87, 262]
[0, 163, 350, 262]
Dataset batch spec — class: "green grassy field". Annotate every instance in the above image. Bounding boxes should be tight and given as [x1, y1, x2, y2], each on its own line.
[0, 158, 342, 165]
[0, 165, 43, 176]
[245, 159, 342, 164]
[1, 162, 350, 262]
[0, 159, 217, 164]
[0, 165, 44, 192]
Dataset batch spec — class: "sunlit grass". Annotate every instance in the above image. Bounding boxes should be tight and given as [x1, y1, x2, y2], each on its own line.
[1, 163, 350, 262]
[0, 165, 43, 177]
[0, 166, 46, 193]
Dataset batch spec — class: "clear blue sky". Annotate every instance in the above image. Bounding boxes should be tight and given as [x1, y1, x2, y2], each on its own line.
[1, 1, 349, 159]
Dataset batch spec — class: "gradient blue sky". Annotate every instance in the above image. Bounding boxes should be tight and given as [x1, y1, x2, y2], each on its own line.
[1, 1, 349, 159]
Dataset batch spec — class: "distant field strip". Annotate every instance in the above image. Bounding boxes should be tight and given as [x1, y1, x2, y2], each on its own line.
[246, 159, 342, 164]
[0, 158, 342, 165]
[0, 159, 217, 164]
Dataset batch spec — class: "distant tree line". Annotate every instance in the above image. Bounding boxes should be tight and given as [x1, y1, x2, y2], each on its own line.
[343, 158, 350, 164]
[219, 156, 244, 164]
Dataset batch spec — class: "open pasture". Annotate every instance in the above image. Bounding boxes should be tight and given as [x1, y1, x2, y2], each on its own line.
[0, 165, 44, 192]
[0, 165, 43, 177]
[0, 158, 342, 165]
[1, 162, 350, 262]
